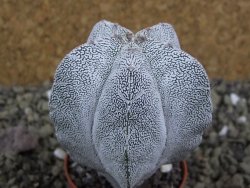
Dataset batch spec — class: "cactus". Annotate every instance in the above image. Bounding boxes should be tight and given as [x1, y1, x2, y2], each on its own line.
[49, 20, 212, 188]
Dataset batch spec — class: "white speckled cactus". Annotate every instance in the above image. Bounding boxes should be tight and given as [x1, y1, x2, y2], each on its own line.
[49, 20, 212, 188]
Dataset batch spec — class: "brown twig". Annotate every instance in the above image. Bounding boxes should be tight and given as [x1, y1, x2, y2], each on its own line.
[179, 160, 188, 188]
[64, 154, 77, 188]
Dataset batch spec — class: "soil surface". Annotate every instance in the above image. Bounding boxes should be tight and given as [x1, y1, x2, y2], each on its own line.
[0, 80, 250, 188]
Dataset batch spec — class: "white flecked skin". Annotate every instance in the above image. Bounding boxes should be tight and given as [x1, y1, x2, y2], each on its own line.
[49, 20, 212, 188]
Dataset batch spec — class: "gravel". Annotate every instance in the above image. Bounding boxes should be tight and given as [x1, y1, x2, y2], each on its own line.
[0, 79, 250, 188]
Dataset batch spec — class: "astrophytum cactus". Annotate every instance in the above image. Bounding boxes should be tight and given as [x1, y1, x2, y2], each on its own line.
[49, 20, 212, 188]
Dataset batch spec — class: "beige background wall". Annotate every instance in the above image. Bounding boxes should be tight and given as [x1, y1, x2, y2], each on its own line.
[0, 0, 249, 85]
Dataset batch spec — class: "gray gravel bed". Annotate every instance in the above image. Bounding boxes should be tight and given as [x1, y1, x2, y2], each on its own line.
[0, 80, 250, 188]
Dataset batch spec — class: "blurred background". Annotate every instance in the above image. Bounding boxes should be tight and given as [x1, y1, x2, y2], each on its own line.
[0, 1, 250, 188]
[0, 0, 249, 85]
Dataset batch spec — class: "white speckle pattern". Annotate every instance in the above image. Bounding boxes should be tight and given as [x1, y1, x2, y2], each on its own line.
[49, 20, 212, 188]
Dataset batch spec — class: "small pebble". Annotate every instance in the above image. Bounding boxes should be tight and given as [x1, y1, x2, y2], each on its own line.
[46, 89, 52, 99]
[231, 174, 244, 188]
[239, 162, 250, 174]
[53, 148, 66, 160]
[51, 165, 61, 176]
[230, 93, 240, 106]
[237, 116, 247, 124]
[160, 164, 173, 173]
[194, 182, 205, 188]
[39, 124, 54, 138]
[218, 125, 228, 137]
[244, 145, 250, 155]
